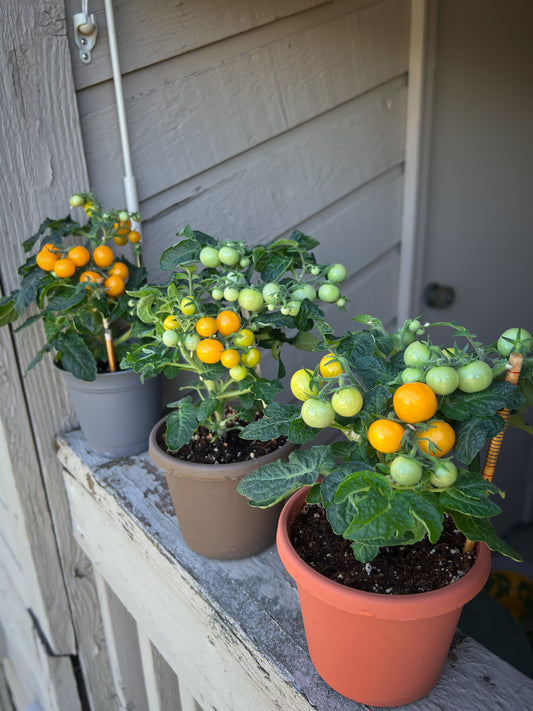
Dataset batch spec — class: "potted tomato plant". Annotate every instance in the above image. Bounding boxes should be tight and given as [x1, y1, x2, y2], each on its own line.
[0, 192, 161, 456]
[238, 316, 532, 705]
[123, 226, 347, 559]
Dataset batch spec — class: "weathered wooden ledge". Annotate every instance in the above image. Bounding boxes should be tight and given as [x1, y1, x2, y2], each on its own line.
[57, 429, 533, 711]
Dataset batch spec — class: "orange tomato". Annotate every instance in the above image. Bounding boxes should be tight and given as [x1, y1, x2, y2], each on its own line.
[67, 245, 90, 267]
[195, 317, 218, 337]
[220, 349, 240, 368]
[393, 382, 438, 424]
[108, 261, 129, 281]
[196, 338, 224, 364]
[368, 419, 405, 454]
[104, 275, 126, 297]
[93, 245, 114, 268]
[80, 270, 104, 285]
[54, 258, 76, 278]
[128, 230, 141, 243]
[36, 243, 59, 271]
[216, 310, 241, 337]
[113, 220, 131, 236]
[113, 235, 128, 246]
[416, 420, 455, 458]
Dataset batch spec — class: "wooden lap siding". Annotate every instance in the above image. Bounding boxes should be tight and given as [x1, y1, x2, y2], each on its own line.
[66, 0, 410, 328]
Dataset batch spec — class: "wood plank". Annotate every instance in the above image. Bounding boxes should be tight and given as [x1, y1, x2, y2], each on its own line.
[57, 433, 533, 711]
[65, 0, 351, 90]
[78, 0, 409, 206]
[149, 646, 183, 711]
[140, 77, 407, 279]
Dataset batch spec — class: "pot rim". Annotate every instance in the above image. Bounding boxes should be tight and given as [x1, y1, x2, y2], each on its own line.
[276, 487, 491, 619]
[54, 362, 138, 380]
[149, 414, 294, 478]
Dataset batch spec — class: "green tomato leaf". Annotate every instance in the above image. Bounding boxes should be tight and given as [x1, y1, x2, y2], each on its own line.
[249, 377, 283, 403]
[454, 415, 505, 464]
[451, 512, 523, 561]
[291, 331, 321, 351]
[240, 402, 299, 440]
[441, 382, 525, 421]
[159, 239, 200, 270]
[349, 541, 380, 564]
[165, 397, 197, 451]
[56, 332, 97, 381]
[400, 490, 443, 543]
[46, 286, 87, 312]
[260, 253, 294, 282]
[286, 229, 320, 251]
[196, 396, 219, 423]
[0, 296, 19, 326]
[354, 355, 399, 389]
[288, 417, 318, 444]
[237, 445, 335, 507]
[192, 230, 217, 246]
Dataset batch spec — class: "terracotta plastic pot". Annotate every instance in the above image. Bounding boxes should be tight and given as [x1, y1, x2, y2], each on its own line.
[277, 488, 491, 707]
[59, 367, 162, 457]
[149, 416, 295, 560]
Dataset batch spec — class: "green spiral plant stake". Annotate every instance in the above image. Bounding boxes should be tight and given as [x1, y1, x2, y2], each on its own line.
[238, 316, 533, 563]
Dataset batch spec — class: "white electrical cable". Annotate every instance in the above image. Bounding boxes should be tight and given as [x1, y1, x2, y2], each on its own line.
[103, 0, 140, 222]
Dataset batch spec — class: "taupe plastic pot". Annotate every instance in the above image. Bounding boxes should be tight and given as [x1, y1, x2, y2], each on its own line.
[59, 367, 162, 457]
[149, 415, 295, 559]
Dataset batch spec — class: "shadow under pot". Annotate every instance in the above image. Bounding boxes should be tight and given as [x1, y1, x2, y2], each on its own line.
[58, 366, 162, 457]
[276, 487, 492, 707]
[149, 415, 295, 560]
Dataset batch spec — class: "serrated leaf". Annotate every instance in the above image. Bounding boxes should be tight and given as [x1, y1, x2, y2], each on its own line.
[355, 355, 399, 389]
[350, 541, 380, 563]
[362, 385, 391, 419]
[400, 490, 443, 543]
[237, 445, 334, 507]
[240, 418, 288, 441]
[46, 286, 87, 312]
[197, 397, 219, 422]
[451, 512, 523, 561]
[439, 488, 502, 518]
[249, 377, 282, 403]
[292, 331, 321, 351]
[193, 230, 217, 246]
[441, 382, 525, 421]
[260, 253, 293, 282]
[286, 229, 320, 251]
[165, 398, 197, 451]
[56, 332, 97, 381]
[454, 415, 505, 464]
[0, 297, 19, 326]
[15, 269, 44, 313]
[159, 239, 200, 270]
[26, 343, 54, 373]
[288, 417, 318, 444]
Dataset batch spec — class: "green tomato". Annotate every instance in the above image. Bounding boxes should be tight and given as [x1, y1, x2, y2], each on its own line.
[183, 332, 201, 351]
[69, 194, 84, 207]
[291, 283, 316, 302]
[240, 347, 261, 368]
[285, 300, 301, 316]
[425, 366, 459, 395]
[212, 288, 224, 300]
[162, 330, 179, 347]
[310, 265, 321, 276]
[429, 461, 458, 488]
[336, 297, 346, 308]
[331, 387, 363, 417]
[497, 328, 533, 357]
[408, 319, 422, 333]
[300, 399, 336, 429]
[327, 263, 347, 284]
[218, 246, 240, 266]
[233, 329, 255, 348]
[290, 369, 319, 402]
[229, 364, 248, 381]
[199, 246, 221, 268]
[457, 361, 493, 393]
[118, 210, 129, 222]
[224, 286, 240, 302]
[318, 283, 340, 303]
[401, 367, 425, 384]
[239, 257, 251, 268]
[389, 456, 423, 486]
[404, 341, 431, 367]
[238, 288, 264, 312]
[180, 296, 196, 315]
[262, 282, 281, 304]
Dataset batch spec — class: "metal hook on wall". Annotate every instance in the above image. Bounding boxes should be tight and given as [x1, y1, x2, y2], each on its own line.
[73, 0, 98, 64]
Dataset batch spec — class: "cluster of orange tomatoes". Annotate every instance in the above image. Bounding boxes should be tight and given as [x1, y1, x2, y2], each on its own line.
[161, 303, 261, 382]
[35, 242, 128, 298]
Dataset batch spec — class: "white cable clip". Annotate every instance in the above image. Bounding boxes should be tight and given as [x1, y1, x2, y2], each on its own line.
[73, 1, 98, 64]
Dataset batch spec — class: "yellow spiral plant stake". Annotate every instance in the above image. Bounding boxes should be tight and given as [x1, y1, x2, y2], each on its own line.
[102, 317, 118, 372]
[464, 352, 523, 552]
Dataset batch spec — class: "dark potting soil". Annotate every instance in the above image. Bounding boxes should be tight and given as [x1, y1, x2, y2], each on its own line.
[290, 503, 478, 595]
[156, 422, 287, 465]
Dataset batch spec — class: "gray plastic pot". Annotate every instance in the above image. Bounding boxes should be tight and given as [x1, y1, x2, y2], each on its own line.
[149, 415, 295, 559]
[59, 367, 162, 456]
